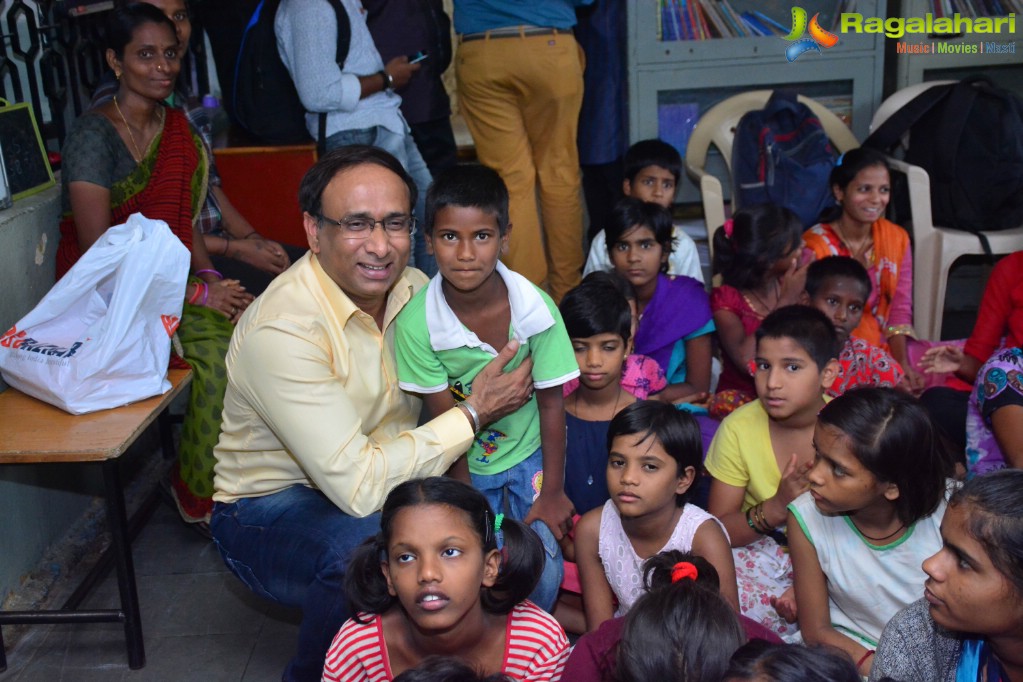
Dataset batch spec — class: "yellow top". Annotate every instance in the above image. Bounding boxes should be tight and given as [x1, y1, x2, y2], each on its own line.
[705, 399, 780, 513]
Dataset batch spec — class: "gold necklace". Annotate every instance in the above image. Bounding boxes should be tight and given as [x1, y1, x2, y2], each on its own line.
[833, 222, 873, 263]
[113, 95, 162, 162]
[741, 280, 778, 318]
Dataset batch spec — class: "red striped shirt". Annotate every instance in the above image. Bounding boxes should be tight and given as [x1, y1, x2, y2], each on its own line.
[321, 601, 569, 681]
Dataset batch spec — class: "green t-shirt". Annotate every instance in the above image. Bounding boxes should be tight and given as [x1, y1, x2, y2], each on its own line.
[394, 271, 578, 475]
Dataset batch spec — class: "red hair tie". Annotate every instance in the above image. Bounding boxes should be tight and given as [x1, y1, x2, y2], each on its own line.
[671, 561, 698, 583]
[723, 219, 734, 238]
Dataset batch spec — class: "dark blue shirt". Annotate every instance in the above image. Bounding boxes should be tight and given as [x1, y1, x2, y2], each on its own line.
[453, 0, 592, 34]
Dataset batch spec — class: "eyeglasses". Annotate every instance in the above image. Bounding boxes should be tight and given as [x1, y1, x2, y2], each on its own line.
[314, 213, 416, 239]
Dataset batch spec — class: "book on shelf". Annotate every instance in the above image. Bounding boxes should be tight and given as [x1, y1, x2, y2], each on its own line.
[718, 0, 749, 37]
[699, 0, 731, 38]
[660, 0, 682, 41]
[659, 1, 855, 41]
[741, 11, 774, 36]
[658, 0, 711, 40]
[692, 1, 713, 38]
[751, 9, 789, 34]
[689, 1, 708, 38]
[682, 0, 699, 40]
[943, 0, 1015, 15]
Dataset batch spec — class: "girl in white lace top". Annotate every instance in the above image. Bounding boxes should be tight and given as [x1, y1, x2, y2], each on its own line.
[573, 401, 737, 632]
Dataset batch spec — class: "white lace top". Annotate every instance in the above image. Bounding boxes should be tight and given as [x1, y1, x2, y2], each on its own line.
[597, 499, 726, 616]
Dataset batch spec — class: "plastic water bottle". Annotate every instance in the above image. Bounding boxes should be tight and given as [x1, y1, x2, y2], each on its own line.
[201, 94, 230, 148]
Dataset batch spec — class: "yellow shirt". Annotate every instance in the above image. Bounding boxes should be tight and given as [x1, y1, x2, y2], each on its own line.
[704, 400, 779, 513]
[213, 253, 475, 517]
[705, 397, 830, 513]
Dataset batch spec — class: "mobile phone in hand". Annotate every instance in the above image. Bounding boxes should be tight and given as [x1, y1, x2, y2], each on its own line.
[408, 51, 429, 64]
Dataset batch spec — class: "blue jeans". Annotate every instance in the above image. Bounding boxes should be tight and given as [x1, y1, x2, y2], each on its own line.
[470, 447, 564, 612]
[211, 486, 381, 682]
[324, 125, 436, 277]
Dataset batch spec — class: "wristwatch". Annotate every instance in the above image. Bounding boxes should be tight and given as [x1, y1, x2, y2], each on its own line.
[379, 70, 394, 92]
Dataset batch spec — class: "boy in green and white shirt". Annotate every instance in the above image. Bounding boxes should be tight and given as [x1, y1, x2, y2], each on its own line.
[394, 164, 578, 610]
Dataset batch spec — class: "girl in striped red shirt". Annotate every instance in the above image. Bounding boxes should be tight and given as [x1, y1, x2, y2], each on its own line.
[323, 477, 570, 682]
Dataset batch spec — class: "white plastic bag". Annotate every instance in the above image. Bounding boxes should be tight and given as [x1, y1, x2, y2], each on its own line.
[0, 213, 190, 414]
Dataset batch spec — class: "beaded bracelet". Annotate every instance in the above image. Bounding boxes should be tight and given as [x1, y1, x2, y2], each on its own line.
[195, 269, 224, 280]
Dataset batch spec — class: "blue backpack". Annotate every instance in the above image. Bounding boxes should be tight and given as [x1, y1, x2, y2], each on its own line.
[232, 0, 349, 147]
[731, 90, 838, 228]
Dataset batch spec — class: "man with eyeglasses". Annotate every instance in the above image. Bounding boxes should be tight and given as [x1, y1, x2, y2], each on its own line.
[210, 146, 534, 682]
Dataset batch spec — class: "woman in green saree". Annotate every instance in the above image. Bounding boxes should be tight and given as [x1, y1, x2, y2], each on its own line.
[57, 3, 252, 530]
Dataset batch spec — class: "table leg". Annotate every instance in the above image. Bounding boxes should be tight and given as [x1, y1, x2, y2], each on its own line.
[102, 460, 145, 669]
[158, 410, 175, 461]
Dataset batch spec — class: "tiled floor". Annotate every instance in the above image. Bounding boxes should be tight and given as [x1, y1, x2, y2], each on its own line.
[3, 503, 301, 681]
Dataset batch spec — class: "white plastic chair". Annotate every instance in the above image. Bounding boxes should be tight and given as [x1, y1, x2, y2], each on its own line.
[869, 81, 1023, 341]
[684, 90, 859, 263]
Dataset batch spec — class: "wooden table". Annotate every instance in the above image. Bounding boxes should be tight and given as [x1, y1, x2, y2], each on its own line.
[0, 369, 192, 671]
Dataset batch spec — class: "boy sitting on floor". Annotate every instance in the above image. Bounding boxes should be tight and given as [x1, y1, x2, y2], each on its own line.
[804, 256, 905, 397]
[583, 139, 703, 283]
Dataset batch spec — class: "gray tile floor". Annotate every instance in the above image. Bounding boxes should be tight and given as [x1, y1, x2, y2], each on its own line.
[3, 503, 301, 681]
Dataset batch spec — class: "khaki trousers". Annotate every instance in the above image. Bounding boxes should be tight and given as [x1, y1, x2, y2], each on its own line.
[456, 30, 585, 301]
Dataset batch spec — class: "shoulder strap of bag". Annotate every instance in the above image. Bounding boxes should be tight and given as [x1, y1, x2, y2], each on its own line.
[317, 0, 351, 155]
[938, 79, 994, 252]
[931, 79, 981, 183]
[863, 83, 953, 151]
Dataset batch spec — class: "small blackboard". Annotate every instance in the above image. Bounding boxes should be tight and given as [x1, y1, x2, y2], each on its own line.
[0, 100, 55, 202]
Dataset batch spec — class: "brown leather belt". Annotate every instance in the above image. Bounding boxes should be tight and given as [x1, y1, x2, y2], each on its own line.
[460, 27, 565, 42]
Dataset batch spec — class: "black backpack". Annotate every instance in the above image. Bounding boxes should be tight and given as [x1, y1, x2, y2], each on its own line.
[863, 77, 1023, 253]
[232, 0, 350, 146]
[731, 90, 838, 229]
